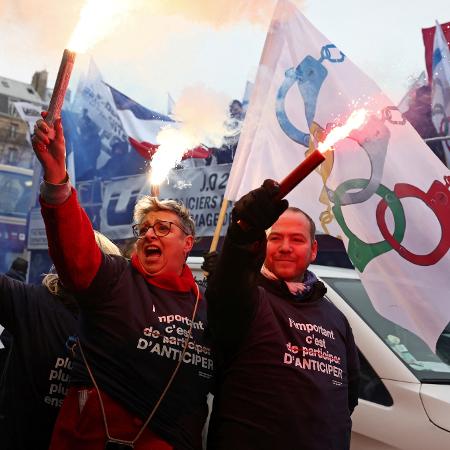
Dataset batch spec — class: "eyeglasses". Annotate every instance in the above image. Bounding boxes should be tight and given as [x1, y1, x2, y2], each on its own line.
[132, 220, 188, 239]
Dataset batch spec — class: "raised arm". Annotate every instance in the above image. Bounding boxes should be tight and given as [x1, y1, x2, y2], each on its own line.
[32, 114, 102, 291]
[205, 180, 288, 352]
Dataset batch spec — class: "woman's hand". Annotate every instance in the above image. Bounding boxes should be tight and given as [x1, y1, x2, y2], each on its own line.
[32, 111, 67, 184]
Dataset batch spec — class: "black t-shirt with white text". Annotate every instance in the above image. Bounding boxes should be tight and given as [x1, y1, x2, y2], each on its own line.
[0, 274, 78, 450]
[208, 276, 359, 450]
[70, 254, 214, 450]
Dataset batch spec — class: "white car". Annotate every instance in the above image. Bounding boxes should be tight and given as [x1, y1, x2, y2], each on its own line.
[187, 258, 450, 450]
[314, 265, 450, 450]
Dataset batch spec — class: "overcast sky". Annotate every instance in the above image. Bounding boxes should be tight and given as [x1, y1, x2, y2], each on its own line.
[0, 0, 448, 112]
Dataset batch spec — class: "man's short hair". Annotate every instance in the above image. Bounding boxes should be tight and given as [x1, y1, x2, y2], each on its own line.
[133, 196, 195, 237]
[286, 207, 316, 243]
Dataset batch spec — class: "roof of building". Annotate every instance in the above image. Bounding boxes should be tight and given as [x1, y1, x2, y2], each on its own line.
[0, 76, 44, 105]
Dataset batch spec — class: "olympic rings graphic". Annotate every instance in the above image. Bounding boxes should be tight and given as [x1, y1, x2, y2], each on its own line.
[332, 178, 406, 272]
[273, 45, 447, 270]
[376, 177, 450, 266]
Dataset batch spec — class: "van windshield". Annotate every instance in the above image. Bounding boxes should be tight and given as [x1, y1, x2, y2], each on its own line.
[0, 170, 33, 218]
[322, 277, 450, 383]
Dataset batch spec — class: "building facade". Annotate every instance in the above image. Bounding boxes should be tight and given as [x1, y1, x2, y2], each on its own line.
[0, 72, 47, 169]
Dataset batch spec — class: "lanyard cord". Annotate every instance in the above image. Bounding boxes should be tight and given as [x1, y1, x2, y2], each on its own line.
[77, 283, 201, 446]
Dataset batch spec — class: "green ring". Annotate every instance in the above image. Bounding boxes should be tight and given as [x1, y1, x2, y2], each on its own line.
[332, 178, 406, 272]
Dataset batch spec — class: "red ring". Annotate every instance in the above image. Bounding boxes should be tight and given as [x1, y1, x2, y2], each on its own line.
[376, 180, 450, 265]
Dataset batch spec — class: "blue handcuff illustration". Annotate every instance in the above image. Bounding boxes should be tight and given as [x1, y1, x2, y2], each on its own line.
[276, 44, 345, 147]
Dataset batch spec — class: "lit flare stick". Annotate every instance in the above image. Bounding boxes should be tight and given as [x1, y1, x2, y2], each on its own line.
[237, 108, 369, 231]
[276, 108, 369, 201]
[45, 49, 76, 138]
[236, 150, 325, 232]
[274, 149, 326, 200]
[317, 108, 368, 153]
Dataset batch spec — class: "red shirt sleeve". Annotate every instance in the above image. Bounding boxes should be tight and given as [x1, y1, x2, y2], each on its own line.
[40, 188, 102, 291]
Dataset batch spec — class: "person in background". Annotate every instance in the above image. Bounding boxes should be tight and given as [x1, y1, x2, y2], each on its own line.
[403, 85, 446, 165]
[0, 232, 121, 450]
[5, 257, 28, 283]
[32, 114, 214, 450]
[0, 257, 29, 416]
[206, 180, 360, 450]
[75, 108, 102, 180]
[214, 99, 245, 165]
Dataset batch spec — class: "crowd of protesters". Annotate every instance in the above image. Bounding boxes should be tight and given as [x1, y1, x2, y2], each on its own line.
[0, 112, 360, 450]
[0, 235, 121, 449]
[0, 104, 360, 450]
[16, 80, 450, 447]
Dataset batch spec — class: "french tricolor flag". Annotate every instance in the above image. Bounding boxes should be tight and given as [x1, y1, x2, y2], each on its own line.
[107, 83, 211, 161]
[107, 83, 174, 144]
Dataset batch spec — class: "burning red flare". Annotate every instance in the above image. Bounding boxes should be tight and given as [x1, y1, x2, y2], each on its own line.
[318, 108, 369, 153]
[45, 50, 76, 134]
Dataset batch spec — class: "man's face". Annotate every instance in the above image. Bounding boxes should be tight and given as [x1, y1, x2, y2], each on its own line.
[135, 210, 193, 276]
[264, 210, 318, 281]
[230, 102, 243, 118]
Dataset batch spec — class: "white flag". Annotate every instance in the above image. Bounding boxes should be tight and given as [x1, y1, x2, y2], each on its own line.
[70, 59, 126, 144]
[431, 21, 450, 167]
[226, 0, 450, 351]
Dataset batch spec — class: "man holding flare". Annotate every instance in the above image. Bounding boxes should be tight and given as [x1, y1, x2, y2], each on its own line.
[206, 180, 360, 450]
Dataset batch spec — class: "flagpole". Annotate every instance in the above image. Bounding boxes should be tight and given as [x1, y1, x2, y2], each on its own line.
[151, 184, 160, 198]
[209, 198, 229, 252]
[424, 136, 450, 142]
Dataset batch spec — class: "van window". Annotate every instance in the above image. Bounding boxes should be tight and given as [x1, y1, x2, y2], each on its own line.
[358, 349, 393, 406]
[0, 170, 32, 218]
[323, 277, 450, 383]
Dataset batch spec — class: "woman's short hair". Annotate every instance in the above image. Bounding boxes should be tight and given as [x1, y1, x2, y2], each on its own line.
[133, 196, 196, 237]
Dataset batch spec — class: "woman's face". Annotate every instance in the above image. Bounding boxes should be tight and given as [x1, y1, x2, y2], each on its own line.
[135, 210, 193, 276]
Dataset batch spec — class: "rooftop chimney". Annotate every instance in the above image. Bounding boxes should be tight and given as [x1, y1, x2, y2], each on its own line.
[31, 70, 48, 101]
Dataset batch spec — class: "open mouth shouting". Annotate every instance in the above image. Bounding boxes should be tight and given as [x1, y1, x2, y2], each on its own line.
[144, 245, 162, 260]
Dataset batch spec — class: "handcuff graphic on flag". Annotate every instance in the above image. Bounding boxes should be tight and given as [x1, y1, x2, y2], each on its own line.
[276, 44, 450, 271]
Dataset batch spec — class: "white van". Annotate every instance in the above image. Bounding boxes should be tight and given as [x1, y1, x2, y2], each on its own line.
[188, 258, 450, 450]
[316, 265, 450, 450]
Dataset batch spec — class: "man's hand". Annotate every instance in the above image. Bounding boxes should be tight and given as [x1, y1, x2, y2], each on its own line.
[232, 179, 289, 232]
[201, 251, 219, 278]
[32, 112, 67, 184]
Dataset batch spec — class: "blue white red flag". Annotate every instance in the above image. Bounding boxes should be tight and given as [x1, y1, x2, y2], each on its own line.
[107, 83, 175, 145]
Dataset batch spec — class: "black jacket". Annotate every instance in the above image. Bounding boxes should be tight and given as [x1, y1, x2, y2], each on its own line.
[206, 224, 360, 450]
[0, 274, 78, 450]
